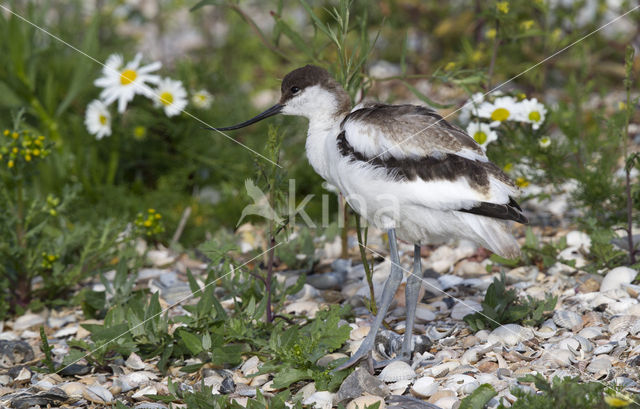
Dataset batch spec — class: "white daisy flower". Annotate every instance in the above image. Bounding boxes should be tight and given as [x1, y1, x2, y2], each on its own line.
[476, 96, 519, 126]
[538, 136, 551, 148]
[459, 92, 485, 124]
[517, 98, 547, 130]
[466, 121, 498, 150]
[191, 89, 213, 109]
[94, 53, 161, 113]
[84, 99, 112, 140]
[153, 77, 188, 117]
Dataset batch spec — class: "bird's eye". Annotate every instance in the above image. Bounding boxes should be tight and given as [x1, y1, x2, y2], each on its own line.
[290, 86, 300, 94]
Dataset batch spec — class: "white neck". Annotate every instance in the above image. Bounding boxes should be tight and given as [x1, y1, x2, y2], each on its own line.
[281, 85, 349, 181]
[305, 115, 342, 180]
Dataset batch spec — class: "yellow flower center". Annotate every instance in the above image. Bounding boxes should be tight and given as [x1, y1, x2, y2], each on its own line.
[99, 115, 107, 125]
[529, 111, 541, 122]
[491, 108, 510, 121]
[473, 131, 488, 144]
[160, 91, 174, 106]
[120, 69, 138, 85]
[516, 177, 529, 188]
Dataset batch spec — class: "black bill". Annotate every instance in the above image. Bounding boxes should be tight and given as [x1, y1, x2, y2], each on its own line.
[205, 104, 284, 131]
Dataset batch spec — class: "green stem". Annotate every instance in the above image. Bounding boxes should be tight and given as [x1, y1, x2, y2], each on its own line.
[106, 131, 120, 186]
[355, 214, 376, 315]
[15, 178, 30, 305]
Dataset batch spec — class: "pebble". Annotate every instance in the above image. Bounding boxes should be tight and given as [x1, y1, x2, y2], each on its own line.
[600, 267, 637, 292]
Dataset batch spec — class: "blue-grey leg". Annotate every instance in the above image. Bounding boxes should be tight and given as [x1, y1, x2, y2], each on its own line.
[401, 244, 423, 358]
[334, 228, 404, 371]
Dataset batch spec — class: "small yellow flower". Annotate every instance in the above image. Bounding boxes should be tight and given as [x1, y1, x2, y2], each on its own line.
[12, 147, 18, 154]
[604, 393, 633, 407]
[133, 126, 147, 141]
[520, 20, 535, 31]
[11, 132, 19, 139]
[144, 220, 152, 227]
[444, 62, 456, 71]
[491, 108, 510, 121]
[539, 136, 551, 148]
[148, 208, 156, 214]
[471, 50, 483, 63]
[618, 101, 627, 111]
[33, 149, 40, 156]
[486, 28, 497, 40]
[3, 129, 9, 136]
[516, 177, 529, 188]
[155, 213, 162, 219]
[496, 1, 509, 14]
[8, 160, 14, 168]
[25, 154, 32, 162]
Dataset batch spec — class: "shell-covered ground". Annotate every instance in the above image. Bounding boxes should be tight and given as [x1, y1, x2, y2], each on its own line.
[1, 221, 639, 409]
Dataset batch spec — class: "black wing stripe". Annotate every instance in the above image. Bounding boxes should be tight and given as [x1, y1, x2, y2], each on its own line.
[458, 200, 528, 224]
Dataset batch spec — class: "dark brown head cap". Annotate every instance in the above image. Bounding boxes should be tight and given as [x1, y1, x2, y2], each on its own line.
[279, 65, 351, 113]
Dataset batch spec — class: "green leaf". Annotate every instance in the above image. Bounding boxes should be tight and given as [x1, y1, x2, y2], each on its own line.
[178, 331, 203, 355]
[459, 384, 497, 409]
[401, 80, 455, 109]
[271, 367, 314, 389]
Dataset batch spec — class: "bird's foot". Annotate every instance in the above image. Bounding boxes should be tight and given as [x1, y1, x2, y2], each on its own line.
[333, 335, 378, 372]
[333, 337, 414, 373]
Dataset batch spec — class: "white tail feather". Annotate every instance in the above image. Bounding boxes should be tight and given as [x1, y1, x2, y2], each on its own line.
[457, 212, 521, 259]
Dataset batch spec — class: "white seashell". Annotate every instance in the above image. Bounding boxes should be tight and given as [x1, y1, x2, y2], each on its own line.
[59, 382, 85, 398]
[429, 246, 457, 274]
[444, 374, 477, 393]
[125, 352, 146, 370]
[587, 357, 612, 376]
[411, 376, 438, 398]
[553, 310, 583, 330]
[389, 379, 412, 395]
[316, 353, 348, 367]
[12, 313, 45, 331]
[438, 274, 464, 290]
[350, 326, 370, 341]
[566, 231, 591, 251]
[83, 385, 114, 404]
[415, 304, 436, 322]
[346, 395, 386, 409]
[460, 380, 481, 395]
[303, 391, 334, 409]
[609, 315, 640, 335]
[600, 267, 637, 293]
[132, 385, 158, 400]
[578, 326, 603, 339]
[487, 324, 534, 346]
[535, 320, 558, 339]
[433, 396, 459, 409]
[593, 343, 615, 355]
[426, 325, 455, 340]
[121, 371, 157, 387]
[450, 300, 482, 320]
[283, 301, 320, 318]
[546, 349, 575, 367]
[378, 361, 416, 382]
[426, 361, 461, 377]
[557, 246, 587, 268]
[241, 356, 261, 376]
[572, 335, 593, 353]
[557, 337, 580, 351]
[53, 325, 78, 338]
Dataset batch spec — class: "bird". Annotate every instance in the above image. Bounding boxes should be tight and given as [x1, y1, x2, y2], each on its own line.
[210, 64, 527, 370]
